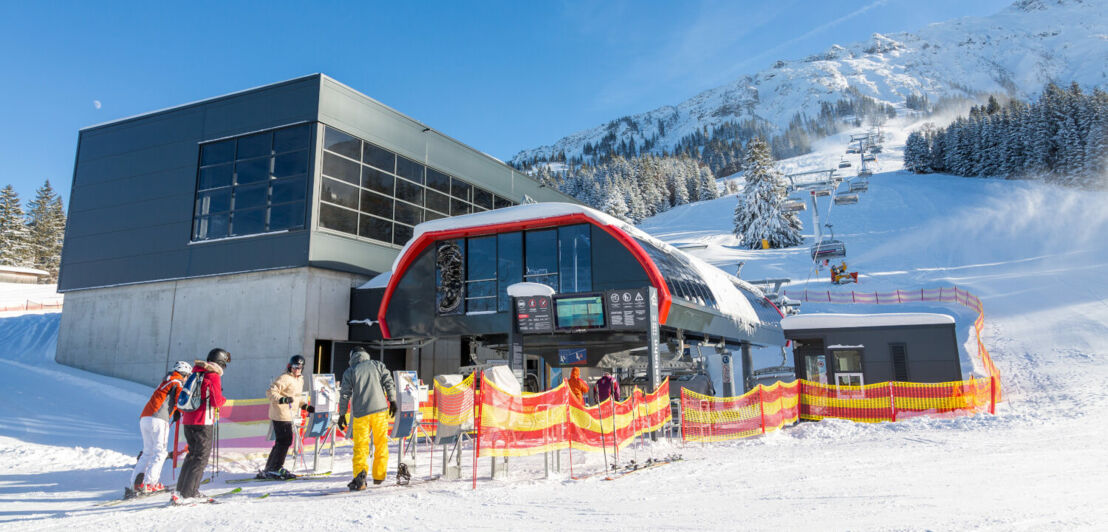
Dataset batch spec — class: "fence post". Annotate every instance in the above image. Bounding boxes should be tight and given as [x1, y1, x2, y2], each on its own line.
[852, 291, 856, 303]
[472, 371, 482, 490]
[888, 381, 897, 422]
[758, 385, 766, 434]
[897, 289, 902, 303]
[989, 376, 996, 415]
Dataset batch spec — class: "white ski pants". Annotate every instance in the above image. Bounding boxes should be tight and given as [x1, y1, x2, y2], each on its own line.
[130, 416, 170, 486]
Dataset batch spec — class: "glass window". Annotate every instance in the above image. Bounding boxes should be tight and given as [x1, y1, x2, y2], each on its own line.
[324, 127, 360, 160]
[198, 164, 233, 190]
[834, 350, 863, 372]
[393, 223, 414, 245]
[269, 201, 305, 231]
[273, 150, 308, 177]
[195, 189, 231, 216]
[235, 157, 270, 184]
[319, 203, 358, 235]
[466, 236, 497, 313]
[201, 140, 234, 166]
[425, 210, 445, 222]
[362, 142, 395, 172]
[232, 207, 266, 236]
[237, 132, 272, 159]
[426, 169, 450, 193]
[394, 201, 423, 226]
[395, 178, 424, 205]
[362, 167, 394, 195]
[425, 190, 449, 214]
[497, 232, 522, 311]
[494, 195, 514, 209]
[359, 214, 392, 243]
[273, 124, 310, 153]
[473, 188, 493, 209]
[234, 183, 268, 211]
[271, 176, 306, 203]
[451, 180, 471, 201]
[558, 224, 592, 293]
[396, 156, 424, 183]
[360, 189, 393, 219]
[321, 177, 359, 210]
[194, 213, 229, 240]
[322, 152, 360, 185]
[525, 229, 558, 290]
[450, 198, 471, 216]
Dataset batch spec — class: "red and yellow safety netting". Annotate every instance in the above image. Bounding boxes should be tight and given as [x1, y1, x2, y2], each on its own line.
[681, 381, 799, 442]
[478, 375, 671, 458]
[782, 285, 1002, 400]
[434, 374, 475, 430]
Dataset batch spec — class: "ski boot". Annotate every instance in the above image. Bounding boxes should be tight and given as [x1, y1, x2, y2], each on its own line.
[396, 463, 411, 485]
[347, 471, 367, 491]
[264, 468, 297, 480]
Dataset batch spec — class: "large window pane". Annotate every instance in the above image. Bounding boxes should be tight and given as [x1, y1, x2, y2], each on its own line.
[321, 177, 358, 210]
[497, 232, 522, 311]
[198, 164, 233, 190]
[195, 189, 231, 216]
[494, 195, 514, 209]
[393, 223, 414, 245]
[194, 213, 229, 240]
[425, 190, 449, 214]
[237, 132, 272, 159]
[360, 190, 393, 219]
[363, 142, 395, 172]
[269, 201, 305, 231]
[558, 224, 592, 293]
[322, 152, 360, 185]
[451, 180, 471, 201]
[450, 198, 471, 215]
[271, 176, 306, 203]
[525, 229, 558, 290]
[273, 150, 308, 177]
[359, 214, 392, 243]
[394, 201, 423, 226]
[426, 168, 450, 193]
[473, 188, 493, 209]
[396, 156, 424, 183]
[324, 127, 360, 160]
[235, 157, 269, 184]
[425, 209, 445, 221]
[232, 207, 266, 236]
[273, 124, 310, 153]
[201, 140, 234, 166]
[320, 203, 358, 235]
[234, 183, 268, 210]
[395, 178, 423, 205]
[467, 236, 497, 280]
[363, 167, 394, 195]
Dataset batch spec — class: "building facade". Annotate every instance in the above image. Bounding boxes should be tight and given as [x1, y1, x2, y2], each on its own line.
[56, 74, 576, 396]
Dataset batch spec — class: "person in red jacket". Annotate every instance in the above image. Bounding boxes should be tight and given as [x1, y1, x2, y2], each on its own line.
[175, 348, 230, 500]
[127, 360, 191, 497]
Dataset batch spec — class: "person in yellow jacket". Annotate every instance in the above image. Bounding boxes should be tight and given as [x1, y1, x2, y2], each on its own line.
[260, 355, 314, 480]
[337, 347, 396, 490]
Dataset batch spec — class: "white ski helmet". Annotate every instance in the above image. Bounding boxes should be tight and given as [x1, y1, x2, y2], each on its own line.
[173, 360, 193, 375]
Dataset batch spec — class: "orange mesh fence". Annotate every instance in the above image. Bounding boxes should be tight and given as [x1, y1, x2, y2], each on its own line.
[782, 285, 1002, 401]
[681, 381, 799, 442]
[434, 374, 474, 430]
[477, 375, 671, 458]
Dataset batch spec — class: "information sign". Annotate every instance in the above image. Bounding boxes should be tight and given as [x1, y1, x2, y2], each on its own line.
[558, 347, 587, 366]
[606, 287, 651, 330]
[516, 296, 554, 333]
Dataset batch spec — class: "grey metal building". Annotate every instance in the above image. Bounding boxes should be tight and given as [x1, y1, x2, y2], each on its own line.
[56, 74, 576, 396]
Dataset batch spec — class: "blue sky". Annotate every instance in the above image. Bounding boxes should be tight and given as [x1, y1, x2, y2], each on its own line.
[0, 0, 1013, 205]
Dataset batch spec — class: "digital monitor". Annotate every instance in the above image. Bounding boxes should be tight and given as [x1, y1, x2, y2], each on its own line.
[554, 295, 606, 329]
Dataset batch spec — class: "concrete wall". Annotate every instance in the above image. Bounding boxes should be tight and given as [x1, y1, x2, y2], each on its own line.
[57, 267, 367, 397]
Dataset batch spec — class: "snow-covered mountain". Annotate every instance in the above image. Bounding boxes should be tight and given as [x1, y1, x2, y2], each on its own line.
[511, 0, 1108, 166]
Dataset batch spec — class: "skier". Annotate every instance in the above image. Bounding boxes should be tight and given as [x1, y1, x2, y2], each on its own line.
[175, 348, 230, 501]
[127, 360, 192, 497]
[594, 371, 620, 403]
[259, 355, 315, 480]
[336, 346, 396, 491]
[567, 367, 589, 405]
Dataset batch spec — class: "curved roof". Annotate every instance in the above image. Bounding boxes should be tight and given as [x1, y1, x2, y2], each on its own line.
[782, 313, 956, 330]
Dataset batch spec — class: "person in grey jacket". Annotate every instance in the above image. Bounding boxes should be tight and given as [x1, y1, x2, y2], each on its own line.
[337, 346, 397, 490]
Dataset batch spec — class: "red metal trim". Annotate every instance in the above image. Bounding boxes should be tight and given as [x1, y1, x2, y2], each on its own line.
[376, 212, 673, 338]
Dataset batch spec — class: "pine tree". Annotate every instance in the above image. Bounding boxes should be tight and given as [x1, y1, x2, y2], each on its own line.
[732, 137, 803, 249]
[697, 165, 719, 201]
[24, 180, 67, 282]
[0, 185, 34, 267]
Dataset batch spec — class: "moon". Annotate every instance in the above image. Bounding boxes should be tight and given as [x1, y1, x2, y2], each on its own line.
[93, 100, 102, 109]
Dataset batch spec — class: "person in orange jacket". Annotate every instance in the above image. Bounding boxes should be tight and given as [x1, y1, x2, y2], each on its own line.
[567, 367, 589, 405]
[127, 360, 191, 497]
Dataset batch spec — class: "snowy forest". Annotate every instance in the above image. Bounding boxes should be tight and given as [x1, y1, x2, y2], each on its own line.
[904, 82, 1108, 187]
[0, 180, 67, 282]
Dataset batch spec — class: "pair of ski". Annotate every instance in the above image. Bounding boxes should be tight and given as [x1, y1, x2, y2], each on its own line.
[602, 455, 682, 481]
[225, 471, 332, 484]
[97, 477, 213, 507]
[169, 487, 242, 506]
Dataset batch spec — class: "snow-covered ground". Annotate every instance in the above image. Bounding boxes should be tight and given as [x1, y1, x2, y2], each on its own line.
[3, 117, 1108, 529]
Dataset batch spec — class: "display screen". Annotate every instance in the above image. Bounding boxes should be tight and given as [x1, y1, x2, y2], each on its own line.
[554, 295, 606, 329]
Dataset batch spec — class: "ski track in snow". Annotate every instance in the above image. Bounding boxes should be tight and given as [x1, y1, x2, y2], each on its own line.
[4, 115, 1108, 528]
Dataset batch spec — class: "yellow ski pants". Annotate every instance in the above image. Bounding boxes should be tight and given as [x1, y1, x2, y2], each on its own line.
[351, 411, 390, 482]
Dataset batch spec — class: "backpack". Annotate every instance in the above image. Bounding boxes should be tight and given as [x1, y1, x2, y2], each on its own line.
[176, 371, 206, 412]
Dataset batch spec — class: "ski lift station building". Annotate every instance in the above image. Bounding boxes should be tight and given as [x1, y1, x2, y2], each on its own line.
[55, 74, 785, 397]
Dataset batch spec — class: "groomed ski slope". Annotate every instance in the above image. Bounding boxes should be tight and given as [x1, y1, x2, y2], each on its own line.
[3, 120, 1108, 529]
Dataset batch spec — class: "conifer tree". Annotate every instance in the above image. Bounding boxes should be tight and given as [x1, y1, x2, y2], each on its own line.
[25, 180, 66, 282]
[732, 138, 803, 249]
[0, 185, 33, 267]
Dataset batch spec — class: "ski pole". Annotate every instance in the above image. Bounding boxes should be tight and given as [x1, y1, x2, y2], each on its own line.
[597, 400, 609, 474]
[172, 417, 180, 480]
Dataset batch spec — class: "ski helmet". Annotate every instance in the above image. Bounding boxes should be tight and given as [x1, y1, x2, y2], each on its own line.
[207, 348, 231, 368]
[173, 360, 192, 375]
[288, 354, 306, 372]
[350, 346, 369, 361]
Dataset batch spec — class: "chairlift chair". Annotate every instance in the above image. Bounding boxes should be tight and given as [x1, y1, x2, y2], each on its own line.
[784, 199, 807, 212]
[812, 188, 831, 197]
[857, 168, 873, 177]
[833, 193, 859, 205]
[863, 154, 877, 162]
[838, 160, 852, 168]
[849, 180, 868, 193]
[810, 239, 847, 260]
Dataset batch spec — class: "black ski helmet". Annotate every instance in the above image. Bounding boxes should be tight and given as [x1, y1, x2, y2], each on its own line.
[207, 348, 231, 368]
[288, 354, 306, 372]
